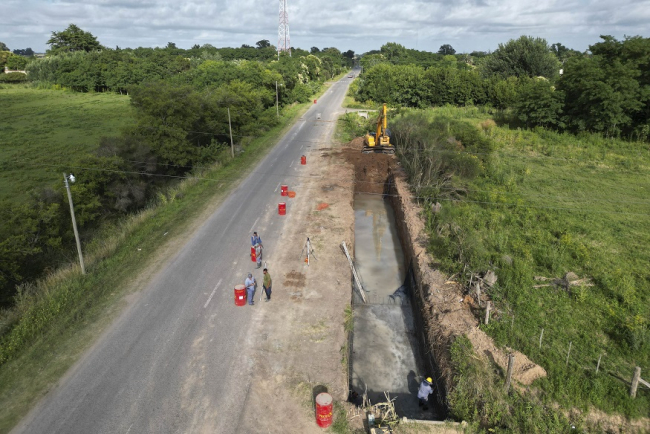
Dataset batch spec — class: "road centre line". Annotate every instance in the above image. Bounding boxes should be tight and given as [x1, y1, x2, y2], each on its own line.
[249, 216, 260, 233]
[204, 278, 223, 308]
[289, 160, 294, 168]
[274, 182, 281, 192]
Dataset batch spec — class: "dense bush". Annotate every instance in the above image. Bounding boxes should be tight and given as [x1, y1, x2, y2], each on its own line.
[0, 72, 28, 83]
[5, 54, 28, 70]
[557, 36, 650, 139]
[480, 35, 560, 79]
[355, 63, 519, 108]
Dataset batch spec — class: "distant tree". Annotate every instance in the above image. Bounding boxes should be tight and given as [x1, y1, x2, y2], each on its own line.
[256, 39, 271, 49]
[380, 42, 407, 64]
[482, 36, 560, 79]
[6, 54, 28, 70]
[558, 35, 647, 136]
[13, 48, 35, 56]
[550, 42, 580, 63]
[0, 42, 9, 51]
[441, 54, 457, 68]
[343, 49, 354, 59]
[166, 42, 177, 49]
[438, 44, 456, 55]
[360, 53, 387, 70]
[310, 47, 320, 53]
[241, 44, 254, 49]
[47, 24, 103, 55]
[514, 78, 564, 128]
[0, 51, 12, 69]
[191, 44, 200, 50]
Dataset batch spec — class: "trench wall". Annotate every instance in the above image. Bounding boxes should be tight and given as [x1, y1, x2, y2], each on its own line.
[384, 170, 453, 412]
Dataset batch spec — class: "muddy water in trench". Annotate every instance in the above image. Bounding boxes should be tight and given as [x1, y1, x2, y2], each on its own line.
[351, 194, 437, 419]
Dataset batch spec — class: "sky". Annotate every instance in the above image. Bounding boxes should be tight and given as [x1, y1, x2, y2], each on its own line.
[2, 0, 650, 54]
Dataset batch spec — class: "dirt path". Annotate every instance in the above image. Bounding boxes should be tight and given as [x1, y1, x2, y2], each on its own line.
[236, 143, 356, 433]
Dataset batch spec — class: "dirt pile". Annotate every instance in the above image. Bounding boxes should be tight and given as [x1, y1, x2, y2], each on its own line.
[335, 137, 393, 194]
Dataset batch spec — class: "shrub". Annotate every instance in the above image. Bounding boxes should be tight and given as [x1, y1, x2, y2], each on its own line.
[0, 72, 28, 83]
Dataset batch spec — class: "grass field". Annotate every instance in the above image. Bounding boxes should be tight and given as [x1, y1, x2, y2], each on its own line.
[385, 106, 650, 427]
[0, 86, 133, 204]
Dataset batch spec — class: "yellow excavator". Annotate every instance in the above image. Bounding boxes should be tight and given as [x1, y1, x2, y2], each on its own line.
[363, 103, 394, 154]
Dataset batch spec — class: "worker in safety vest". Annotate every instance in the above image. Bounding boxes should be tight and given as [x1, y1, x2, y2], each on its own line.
[418, 377, 434, 410]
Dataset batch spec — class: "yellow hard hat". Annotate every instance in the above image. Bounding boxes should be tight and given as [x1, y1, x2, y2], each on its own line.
[426, 377, 433, 383]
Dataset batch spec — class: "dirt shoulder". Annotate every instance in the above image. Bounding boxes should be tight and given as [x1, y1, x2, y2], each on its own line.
[236, 141, 356, 433]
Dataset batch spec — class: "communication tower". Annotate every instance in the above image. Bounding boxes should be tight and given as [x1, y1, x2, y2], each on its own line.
[278, 0, 291, 58]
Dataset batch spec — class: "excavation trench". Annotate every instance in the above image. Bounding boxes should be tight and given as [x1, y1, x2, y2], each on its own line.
[342, 139, 447, 420]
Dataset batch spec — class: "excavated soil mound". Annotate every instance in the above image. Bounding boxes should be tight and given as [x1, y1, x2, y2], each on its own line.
[336, 137, 393, 194]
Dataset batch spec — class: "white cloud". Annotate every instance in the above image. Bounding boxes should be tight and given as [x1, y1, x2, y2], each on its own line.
[1, 0, 649, 53]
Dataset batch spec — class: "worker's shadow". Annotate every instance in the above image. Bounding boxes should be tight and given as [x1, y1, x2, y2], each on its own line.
[312, 385, 328, 410]
[407, 370, 418, 396]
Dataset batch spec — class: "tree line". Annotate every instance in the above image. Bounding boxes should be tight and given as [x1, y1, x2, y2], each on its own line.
[356, 36, 650, 141]
[0, 25, 352, 307]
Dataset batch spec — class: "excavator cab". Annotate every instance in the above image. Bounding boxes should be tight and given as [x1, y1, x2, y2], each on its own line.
[363, 103, 394, 154]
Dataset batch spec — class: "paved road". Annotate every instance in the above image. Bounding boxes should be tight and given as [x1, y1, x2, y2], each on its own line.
[13, 72, 356, 434]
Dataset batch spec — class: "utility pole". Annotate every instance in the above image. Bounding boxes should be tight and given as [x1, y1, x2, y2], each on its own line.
[227, 107, 234, 158]
[63, 173, 85, 274]
[276, 81, 279, 117]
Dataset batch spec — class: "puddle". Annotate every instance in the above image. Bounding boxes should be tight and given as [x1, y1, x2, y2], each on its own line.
[350, 194, 441, 420]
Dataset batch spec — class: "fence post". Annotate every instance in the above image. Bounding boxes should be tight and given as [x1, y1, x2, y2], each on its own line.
[538, 328, 544, 350]
[484, 301, 491, 325]
[505, 353, 515, 392]
[630, 367, 641, 398]
[596, 353, 602, 374]
[475, 282, 481, 307]
[565, 341, 572, 367]
[510, 315, 514, 332]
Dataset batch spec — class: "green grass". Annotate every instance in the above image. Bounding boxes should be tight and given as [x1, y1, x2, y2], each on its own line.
[0, 87, 133, 204]
[385, 107, 650, 427]
[0, 84, 332, 433]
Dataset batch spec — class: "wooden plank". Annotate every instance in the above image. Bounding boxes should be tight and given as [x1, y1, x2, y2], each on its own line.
[630, 367, 641, 398]
[639, 377, 650, 389]
[341, 242, 367, 303]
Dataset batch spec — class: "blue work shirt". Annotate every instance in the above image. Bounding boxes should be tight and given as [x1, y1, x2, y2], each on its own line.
[245, 277, 255, 291]
[251, 235, 262, 246]
[418, 380, 433, 400]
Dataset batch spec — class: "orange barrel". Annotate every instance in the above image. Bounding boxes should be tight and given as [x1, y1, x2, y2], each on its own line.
[278, 202, 286, 215]
[301, 155, 306, 165]
[250, 245, 256, 262]
[315, 393, 333, 428]
[281, 185, 288, 196]
[234, 284, 246, 306]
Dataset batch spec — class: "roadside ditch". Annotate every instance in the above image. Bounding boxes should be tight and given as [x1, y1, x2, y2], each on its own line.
[338, 138, 450, 421]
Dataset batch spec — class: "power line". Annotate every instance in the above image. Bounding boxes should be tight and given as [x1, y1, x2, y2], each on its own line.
[14, 160, 650, 216]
